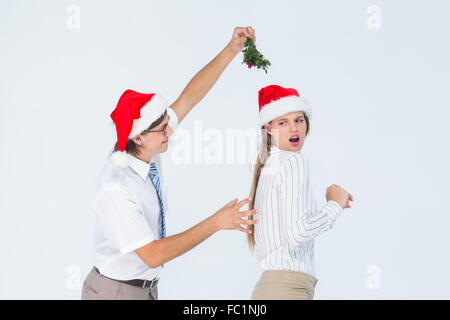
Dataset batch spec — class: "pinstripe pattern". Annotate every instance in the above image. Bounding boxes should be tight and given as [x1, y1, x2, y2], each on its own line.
[149, 162, 165, 239]
[254, 146, 342, 277]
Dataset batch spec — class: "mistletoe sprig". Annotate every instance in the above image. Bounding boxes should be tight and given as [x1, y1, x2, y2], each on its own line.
[242, 37, 271, 73]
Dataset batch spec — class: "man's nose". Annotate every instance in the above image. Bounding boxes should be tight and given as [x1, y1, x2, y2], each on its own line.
[166, 125, 174, 137]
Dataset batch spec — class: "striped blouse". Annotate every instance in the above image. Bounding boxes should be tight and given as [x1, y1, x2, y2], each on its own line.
[253, 145, 343, 277]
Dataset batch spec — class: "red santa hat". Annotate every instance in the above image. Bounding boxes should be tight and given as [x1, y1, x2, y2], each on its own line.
[110, 89, 168, 165]
[258, 85, 312, 127]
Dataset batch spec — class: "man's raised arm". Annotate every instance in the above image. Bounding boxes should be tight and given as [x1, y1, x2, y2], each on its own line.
[169, 26, 256, 123]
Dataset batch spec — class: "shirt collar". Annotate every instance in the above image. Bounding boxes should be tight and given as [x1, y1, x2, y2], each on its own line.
[128, 154, 152, 181]
[271, 145, 282, 153]
[270, 144, 301, 154]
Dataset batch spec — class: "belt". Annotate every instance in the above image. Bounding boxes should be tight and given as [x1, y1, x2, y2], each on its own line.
[94, 267, 159, 289]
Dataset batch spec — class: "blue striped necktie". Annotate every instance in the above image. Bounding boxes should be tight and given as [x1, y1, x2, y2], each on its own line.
[149, 162, 166, 239]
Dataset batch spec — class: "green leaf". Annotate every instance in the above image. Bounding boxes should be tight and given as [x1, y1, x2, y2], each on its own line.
[242, 37, 271, 73]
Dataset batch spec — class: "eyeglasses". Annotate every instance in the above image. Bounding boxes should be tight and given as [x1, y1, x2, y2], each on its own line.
[142, 123, 169, 135]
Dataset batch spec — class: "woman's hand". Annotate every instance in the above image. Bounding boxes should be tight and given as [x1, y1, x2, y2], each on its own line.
[326, 184, 354, 209]
[211, 198, 258, 233]
[228, 26, 256, 54]
[343, 193, 354, 209]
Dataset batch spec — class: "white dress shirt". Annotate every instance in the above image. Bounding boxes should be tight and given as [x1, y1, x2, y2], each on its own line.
[253, 145, 343, 277]
[91, 107, 178, 281]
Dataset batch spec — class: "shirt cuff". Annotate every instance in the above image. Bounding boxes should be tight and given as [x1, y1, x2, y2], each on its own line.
[326, 200, 343, 220]
[118, 235, 155, 254]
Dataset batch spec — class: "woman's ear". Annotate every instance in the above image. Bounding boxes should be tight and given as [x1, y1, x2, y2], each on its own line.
[263, 124, 271, 136]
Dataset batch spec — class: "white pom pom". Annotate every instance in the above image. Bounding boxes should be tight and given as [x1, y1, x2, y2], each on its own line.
[110, 151, 130, 167]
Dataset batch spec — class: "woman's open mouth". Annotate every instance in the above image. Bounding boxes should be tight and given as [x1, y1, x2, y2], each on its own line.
[289, 135, 300, 146]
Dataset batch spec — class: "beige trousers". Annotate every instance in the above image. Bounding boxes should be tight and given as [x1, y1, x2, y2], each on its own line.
[81, 267, 158, 300]
[251, 270, 319, 300]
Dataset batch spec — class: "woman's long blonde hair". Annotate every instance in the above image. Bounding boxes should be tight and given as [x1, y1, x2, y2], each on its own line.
[247, 113, 310, 251]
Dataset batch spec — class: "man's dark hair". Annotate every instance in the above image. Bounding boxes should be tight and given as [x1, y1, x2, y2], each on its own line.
[112, 110, 168, 157]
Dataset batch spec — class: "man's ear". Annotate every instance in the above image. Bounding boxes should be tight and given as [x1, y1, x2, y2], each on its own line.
[132, 135, 142, 146]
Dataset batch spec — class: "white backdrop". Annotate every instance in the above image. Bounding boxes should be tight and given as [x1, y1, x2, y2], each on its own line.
[1, 0, 449, 299]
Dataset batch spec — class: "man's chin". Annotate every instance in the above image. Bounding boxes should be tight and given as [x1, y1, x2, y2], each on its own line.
[159, 143, 169, 153]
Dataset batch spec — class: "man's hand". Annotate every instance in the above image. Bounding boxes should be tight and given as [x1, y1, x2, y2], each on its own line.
[228, 26, 256, 54]
[211, 198, 258, 234]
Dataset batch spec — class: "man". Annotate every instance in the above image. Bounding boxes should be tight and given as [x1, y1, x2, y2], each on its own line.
[82, 26, 258, 300]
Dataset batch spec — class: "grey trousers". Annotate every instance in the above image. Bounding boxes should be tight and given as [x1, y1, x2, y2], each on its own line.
[81, 267, 158, 300]
[251, 270, 319, 300]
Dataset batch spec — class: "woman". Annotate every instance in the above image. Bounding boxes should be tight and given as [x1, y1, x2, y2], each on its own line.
[248, 84, 354, 300]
